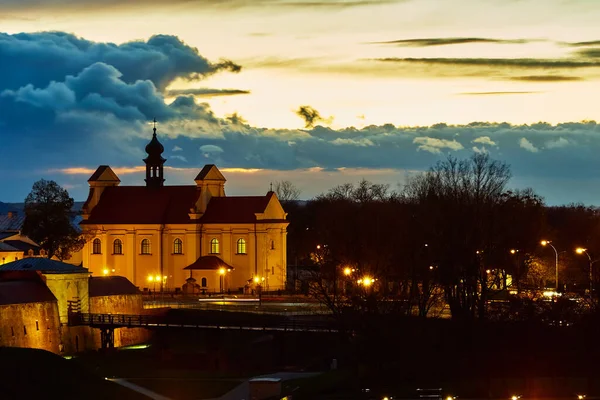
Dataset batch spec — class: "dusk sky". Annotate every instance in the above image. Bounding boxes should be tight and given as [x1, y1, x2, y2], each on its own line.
[2, 0, 600, 204]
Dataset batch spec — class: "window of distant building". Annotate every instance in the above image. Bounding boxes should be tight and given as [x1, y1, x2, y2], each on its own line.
[92, 238, 101, 254]
[237, 238, 247, 255]
[173, 238, 183, 255]
[210, 238, 219, 254]
[141, 239, 151, 255]
[27, 249, 34, 257]
[39, 249, 46, 256]
[271, 240, 275, 250]
[201, 277, 207, 287]
[113, 239, 123, 255]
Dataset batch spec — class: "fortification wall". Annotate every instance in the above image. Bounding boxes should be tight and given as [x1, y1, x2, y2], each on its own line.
[0, 302, 60, 353]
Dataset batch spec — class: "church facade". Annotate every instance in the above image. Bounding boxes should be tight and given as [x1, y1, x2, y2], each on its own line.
[79, 126, 289, 293]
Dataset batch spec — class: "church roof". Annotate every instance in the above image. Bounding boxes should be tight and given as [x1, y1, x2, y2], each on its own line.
[0, 258, 88, 274]
[195, 164, 226, 181]
[80, 186, 280, 225]
[89, 276, 140, 297]
[184, 255, 234, 271]
[88, 165, 120, 183]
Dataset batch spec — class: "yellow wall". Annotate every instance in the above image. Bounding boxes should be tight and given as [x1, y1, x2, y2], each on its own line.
[0, 302, 61, 353]
[43, 273, 90, 324]
[82, 221, 288, 292]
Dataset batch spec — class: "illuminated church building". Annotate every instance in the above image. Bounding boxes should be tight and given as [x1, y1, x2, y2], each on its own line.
[79, 125, 289, 292]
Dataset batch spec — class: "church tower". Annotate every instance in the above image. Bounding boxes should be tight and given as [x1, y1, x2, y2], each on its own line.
[144, 119, 166, 188]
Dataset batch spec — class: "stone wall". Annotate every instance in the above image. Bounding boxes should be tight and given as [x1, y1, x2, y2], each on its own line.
[88, 293, 150, 348]
[0, 301, 60, 353]
[44, 272, 90, 324]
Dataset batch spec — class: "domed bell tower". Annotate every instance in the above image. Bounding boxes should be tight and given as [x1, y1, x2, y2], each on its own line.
[144, 118, 166, 188]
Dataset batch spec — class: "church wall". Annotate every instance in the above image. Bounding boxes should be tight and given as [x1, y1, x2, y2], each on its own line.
[0, 301, 61, 353]
[82, 220, 287, 292]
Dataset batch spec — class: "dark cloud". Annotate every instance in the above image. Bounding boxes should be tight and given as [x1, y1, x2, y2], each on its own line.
[370, 37, 532, 47]
[374, 57, 600, 69]
[166, 88, 251, 97]
[295, 105, 328, 128]
[0, 32, 240, 91]
[565, 40, 600, 47]
[458, 91, 541, 96]
[576, 48, 600, 58]
[509, 75, 584, 82]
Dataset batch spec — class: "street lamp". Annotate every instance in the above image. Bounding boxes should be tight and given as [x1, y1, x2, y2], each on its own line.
[219, 267, 226, 292]
[576, 248, 595, 302]
[541, 240, 559, 291]
[343, 267, 352, 276]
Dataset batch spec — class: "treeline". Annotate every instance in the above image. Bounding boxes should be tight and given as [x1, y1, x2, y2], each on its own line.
[282, 154, 600, 320]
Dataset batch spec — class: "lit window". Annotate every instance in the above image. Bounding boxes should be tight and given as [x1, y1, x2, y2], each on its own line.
[237, 238, 246, 254]
[141, 239, 151, 255]
[40, 249, 46, 256]
[27, 249, 34, 257]
[92, 238, 101, 254]
[174, 238, 183, 254]
[113, 239, 123, 255]
[210, 238, 219, 254]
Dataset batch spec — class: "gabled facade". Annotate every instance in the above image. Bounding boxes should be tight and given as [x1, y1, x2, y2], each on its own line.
[79, 129, 289, 292]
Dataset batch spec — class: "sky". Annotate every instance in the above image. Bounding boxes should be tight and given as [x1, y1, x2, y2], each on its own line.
[2, 0, 600, 204]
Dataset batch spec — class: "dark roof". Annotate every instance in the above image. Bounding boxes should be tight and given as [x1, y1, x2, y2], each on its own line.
[88, 165, 120, 182]
[184, 255, 234, 271]
[81, 186, 276, 225]
[0, 279, 57, 305]
[0, 213, 25, 230]
[0, 258, 88, 274]
[195, 164, 225, 181]
[0, 232, 17, 240]
[2, 240, 40, 254]
[89, 276, 140, 297]
[200, 194, 272, 223]
[0, 242, 20, 252]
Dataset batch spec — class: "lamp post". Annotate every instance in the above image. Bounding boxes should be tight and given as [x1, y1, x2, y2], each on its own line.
[541, 240, 559, 292]
[575, 248, 595, 303]
[219, 268, 226, 293]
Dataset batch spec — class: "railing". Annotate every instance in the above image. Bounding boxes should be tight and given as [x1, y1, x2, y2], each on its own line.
[68, 312, 339, 333]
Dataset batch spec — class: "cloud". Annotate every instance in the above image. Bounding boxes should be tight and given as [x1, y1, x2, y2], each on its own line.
[171, 155, 188, 162]
[472, 136, 497, 146]
[546, 137, 570, 149]
[509, 75, 584, 82]
[173, 146, 183, 151]
[0, 32, 240, 91]
[413, 137, 464, 154]
[374, 57, 600, 69]
[166, 88, 250, 97]
[370, 37, 532, 47]
[565, 40, 600, 47]
[295, 105, 326, 128]
[519, 138, 539, 153]
[459, 91, 540, 96]
[576, 48, 600, 59]
[331, 138, 374, 146]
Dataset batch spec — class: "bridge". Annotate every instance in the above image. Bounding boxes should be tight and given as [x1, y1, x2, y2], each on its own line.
[68, 312, 340, 349]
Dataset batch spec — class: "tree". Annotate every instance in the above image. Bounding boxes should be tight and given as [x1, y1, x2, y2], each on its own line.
[274, 180, 301, 202]
[21, 179, 86, 260]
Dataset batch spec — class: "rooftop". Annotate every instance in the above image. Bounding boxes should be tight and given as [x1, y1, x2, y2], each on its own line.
[0, 258, 88, 274]
[0, 274, 57, 305]
[89, 276, 140, 297]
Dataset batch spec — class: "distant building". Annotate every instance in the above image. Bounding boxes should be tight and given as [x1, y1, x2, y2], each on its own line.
[79, 125, 289, 293]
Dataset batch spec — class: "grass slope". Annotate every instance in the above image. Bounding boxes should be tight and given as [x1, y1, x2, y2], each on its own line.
[0, 347, 149, 400]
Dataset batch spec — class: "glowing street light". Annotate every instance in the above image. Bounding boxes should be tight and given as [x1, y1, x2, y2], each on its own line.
[576, 247, 595, 301]
[102, 268, 109, 276]
[541, 240, 559, 291]
[510, 249, 518, 254]
[343, 267, 352, 276]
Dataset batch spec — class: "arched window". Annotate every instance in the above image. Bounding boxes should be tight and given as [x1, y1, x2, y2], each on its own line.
[27, 249, 34, 257]
[141, 239, 151, 255]
[113, 239, 123, 255]
[173, 238, 183, 254]
[237, 238, 247, 254]
[39, 249, 46, 256]
[210, 238, 219, 254]
[92, 238, 101, 254]
[201, 277, 207, 287]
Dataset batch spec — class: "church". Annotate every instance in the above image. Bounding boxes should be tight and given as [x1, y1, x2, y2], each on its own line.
[79, 125, 289, 293]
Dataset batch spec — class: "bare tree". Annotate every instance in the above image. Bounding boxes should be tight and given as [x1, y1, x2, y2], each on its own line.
[274, 180, 301, 202]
